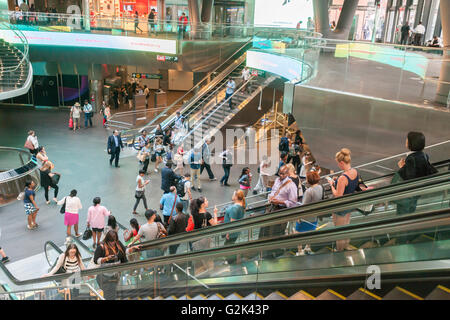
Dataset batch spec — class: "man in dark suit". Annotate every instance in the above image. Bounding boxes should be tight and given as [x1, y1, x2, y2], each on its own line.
[107, 130, 124, 168]
[161, 161, 180, 194]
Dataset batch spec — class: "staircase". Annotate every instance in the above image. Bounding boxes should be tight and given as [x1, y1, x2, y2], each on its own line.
[0, 21, 32, 101]
[180, 72, 278, 150]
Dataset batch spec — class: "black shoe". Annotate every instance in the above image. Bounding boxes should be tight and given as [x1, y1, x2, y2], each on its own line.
[198, 188, 202, 193]
[116, 165, 120, 168]
[192, 187, 197, 191]
[109, 162, 112, 166]
[252, 190, 258, 195]
[224, 183, 230, 187]
[1, 257, 10, 263]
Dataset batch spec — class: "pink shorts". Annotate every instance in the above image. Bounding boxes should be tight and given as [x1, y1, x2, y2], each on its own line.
[64, 212, 79, 226]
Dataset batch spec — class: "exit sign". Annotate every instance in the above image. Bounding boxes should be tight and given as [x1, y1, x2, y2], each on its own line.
[157, 55, 179, 62]
[132, 73, 163, 79]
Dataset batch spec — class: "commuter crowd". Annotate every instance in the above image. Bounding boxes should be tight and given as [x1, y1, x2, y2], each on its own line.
[0, 125, 438, 300]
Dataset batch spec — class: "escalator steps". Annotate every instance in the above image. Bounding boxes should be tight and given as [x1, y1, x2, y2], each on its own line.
[225, 293, 244, 300]
[178, 295, 192, 300]
[383, 286, 424, 300]
[411, 234, 435, 244]
[191, 294, 207, 300]
[288, 290, 315, 300]
[243, 292, 264, 300]
[425, 285, 450, 300]
[315, 289, 346, 300]
[346, 288, 382, 300]
[264, 291, 289, 300]
[207, 293, 225, 300]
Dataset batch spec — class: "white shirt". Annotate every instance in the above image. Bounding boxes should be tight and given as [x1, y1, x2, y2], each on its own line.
[415, 24, 425, 34]
[259, 160, 271, 176]
[182, 180, 191, 200]
[58, 196, 82, 214]
[242, 68, 250, 81]
[83, 103, 92, 113]
[136, 175, 146, 191]
[27, 135, 39, 149]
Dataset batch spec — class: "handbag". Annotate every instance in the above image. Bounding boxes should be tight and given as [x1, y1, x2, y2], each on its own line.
[135, 190, 144, 199]
[24, 139, 34, 150]
[60, 197, 67, 214]
[55, 256, 66, 275]
[157, 222, 167, 238]
[17, 191, 25, 201]
[51, 173, 61, 185]
[82, 227, 93, 240]
[151, 153, 157, 162]
[69, 118, 73, 129]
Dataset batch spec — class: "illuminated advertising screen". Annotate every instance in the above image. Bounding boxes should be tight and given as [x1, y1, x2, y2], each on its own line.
[254, 0, 314, 28]
[246, 50, 303, 81]
[0, 30, 177, 55]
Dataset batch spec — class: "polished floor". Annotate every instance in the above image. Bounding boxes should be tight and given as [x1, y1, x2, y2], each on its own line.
[0, 108, 259, 263]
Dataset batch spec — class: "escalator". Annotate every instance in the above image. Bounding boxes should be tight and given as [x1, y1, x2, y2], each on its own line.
[0, 168, 449, 300]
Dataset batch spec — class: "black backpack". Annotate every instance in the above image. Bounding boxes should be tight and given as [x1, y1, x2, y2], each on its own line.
[176, 178, 187, 197]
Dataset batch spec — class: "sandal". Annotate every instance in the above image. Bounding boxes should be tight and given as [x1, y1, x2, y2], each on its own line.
[75, 233, 82, 238]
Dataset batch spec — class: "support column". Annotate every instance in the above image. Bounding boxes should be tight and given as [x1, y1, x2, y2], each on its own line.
[88, 64, 103, 112]
[200, 0, 213, 23]
[435, 0, 450, 105]
[313, 0, 358, 39]
[414, 0, 424, 28]
[158, 0, 165, 30]
[188, 0, 201, 38]
[82, 0, 90, 31]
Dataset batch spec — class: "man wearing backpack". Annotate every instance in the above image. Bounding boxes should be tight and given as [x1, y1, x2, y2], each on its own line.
[177, 173, 192, 213]
[161, 161, 180, 194]
[279, 133, 289, 154]
[200, 139, 216, 181]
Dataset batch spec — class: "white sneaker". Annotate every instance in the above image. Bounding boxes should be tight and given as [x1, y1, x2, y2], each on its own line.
[154, 169, 158, 173]
[304, 245, 314, 255]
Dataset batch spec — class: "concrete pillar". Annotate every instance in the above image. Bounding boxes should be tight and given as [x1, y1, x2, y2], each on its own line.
[313, 0, 358, 39]
[200, 0, 213, 23]
[188, 0, 201, 38]
[415, 0, 424, 28]
[244, 0, 255, 26]
[421, 0, 433, 34]
[435, 0, 450, 105]
[158, 0, 165, 29]
[88, 64, 103, 112]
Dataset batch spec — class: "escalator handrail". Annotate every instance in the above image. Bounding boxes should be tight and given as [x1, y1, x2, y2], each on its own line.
[120, 39, 254, 140]
[39, 170, 450, 277]
[323, 140, 450, 181]
[131, 170, 450, 250]
[2, 206, 450, 286]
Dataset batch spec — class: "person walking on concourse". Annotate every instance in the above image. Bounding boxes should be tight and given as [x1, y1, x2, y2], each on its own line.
[107, 130, 124, 168]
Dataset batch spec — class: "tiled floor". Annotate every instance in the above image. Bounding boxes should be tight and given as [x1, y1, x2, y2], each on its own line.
[0, 108, 259, 271]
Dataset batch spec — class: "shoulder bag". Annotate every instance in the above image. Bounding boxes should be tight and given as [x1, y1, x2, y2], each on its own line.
[60, 197, 67, 214]
[24, 139, 34, 150]
[156, 222, 167, 238]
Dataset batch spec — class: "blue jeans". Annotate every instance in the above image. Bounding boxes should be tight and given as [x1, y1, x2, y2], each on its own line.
[84, 113, 92, 127]
[225, 92, 233, 109]
[220, 165, 231, 185]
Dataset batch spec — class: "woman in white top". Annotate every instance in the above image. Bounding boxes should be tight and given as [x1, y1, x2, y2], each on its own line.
[253, 155, 271, 194]
[58, 189, 83, 239]
[70, 102, 81, 131]
[241, 67, 251, 94]
[26, 130, 39, 155]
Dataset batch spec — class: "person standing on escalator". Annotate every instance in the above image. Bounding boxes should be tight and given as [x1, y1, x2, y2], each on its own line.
[225, 77, 236, 110]
[393, 131, 437, 214]
[328, 148, 367, 251]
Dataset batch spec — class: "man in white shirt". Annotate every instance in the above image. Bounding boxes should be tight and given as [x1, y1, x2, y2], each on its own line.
[83, 99, 93, 128]
[414, 21, 426, 46]
[225, 77, 236, 110]
[241, 67, 251, 94]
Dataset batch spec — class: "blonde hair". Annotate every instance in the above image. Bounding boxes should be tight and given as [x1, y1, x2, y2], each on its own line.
[234, 189, 246, 208]
[285, 163, 296, 174]
[335, 148, 351, 164]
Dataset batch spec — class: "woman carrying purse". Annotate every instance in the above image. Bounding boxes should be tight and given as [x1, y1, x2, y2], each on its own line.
[39, 161, 60, 204]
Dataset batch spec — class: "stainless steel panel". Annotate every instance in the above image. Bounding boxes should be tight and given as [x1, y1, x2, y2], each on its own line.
[293, 85, 450, 172]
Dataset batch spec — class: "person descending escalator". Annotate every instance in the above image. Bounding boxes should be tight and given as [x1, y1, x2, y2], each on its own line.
[392, 132, 437, 215]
